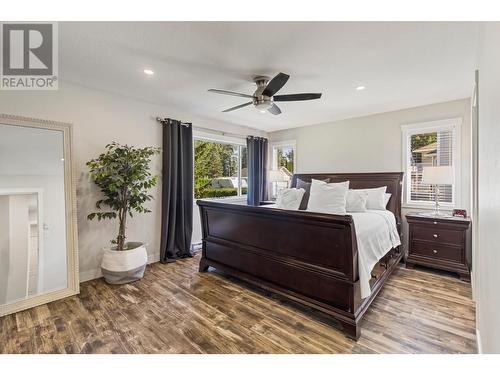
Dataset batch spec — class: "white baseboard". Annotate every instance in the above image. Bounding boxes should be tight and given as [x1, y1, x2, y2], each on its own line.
[476, 328, 483, 354]
[147, 252, 160, 264]
[79, 268, 103, 283]
[191, 242, 202, 251]
[79, 252, 160, 283]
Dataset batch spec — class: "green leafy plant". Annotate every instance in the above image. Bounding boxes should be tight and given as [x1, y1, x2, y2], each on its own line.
[194, 176, 212, 198]
[87, 142, 161, 251]
[195, 187, 248, 198]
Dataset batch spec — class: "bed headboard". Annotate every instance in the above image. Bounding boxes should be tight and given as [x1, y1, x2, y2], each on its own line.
[291, 172, 404, 224]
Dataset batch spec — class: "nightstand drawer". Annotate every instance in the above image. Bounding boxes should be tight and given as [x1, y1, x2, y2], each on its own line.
[410, 241, 462, 262]
[410, 225, 463, 246]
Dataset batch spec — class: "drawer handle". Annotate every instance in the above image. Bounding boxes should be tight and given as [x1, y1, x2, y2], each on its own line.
[433, 234, 438, 238]
[433, 249, 438, 254]
[433, 221, 438, 225]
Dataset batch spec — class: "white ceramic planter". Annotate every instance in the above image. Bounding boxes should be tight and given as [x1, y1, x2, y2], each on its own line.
[101, 242, 148, 284]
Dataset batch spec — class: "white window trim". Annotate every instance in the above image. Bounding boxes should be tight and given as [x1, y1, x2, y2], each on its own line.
[193, 130, 246, 146]
[270, 140, 297, 171]
[193, 130, 247, 202]
[401, 118, 462, 209]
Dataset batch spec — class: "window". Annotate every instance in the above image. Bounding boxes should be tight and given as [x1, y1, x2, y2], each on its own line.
[194, 133, 247, 199]
[270, 141, 296, 196]
[271, 141, 296, 174]
[401, 118, 461, 207]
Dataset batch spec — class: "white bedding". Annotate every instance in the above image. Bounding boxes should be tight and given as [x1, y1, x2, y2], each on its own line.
[350, 210, 401, 298]
[260, 205, 401, 299]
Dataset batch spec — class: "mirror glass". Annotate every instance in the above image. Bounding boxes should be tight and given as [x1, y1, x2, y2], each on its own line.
[0, 123, 67, 306]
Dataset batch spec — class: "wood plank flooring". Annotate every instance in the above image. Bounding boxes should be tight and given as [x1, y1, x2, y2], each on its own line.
[0, 253, 477, 354]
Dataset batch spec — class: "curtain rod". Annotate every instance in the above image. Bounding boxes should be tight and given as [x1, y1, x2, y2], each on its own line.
[156, 117, 191, 127]
[156, 116, 261, 140]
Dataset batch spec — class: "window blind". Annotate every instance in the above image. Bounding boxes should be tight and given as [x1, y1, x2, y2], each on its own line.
[409, 130, 454, 203]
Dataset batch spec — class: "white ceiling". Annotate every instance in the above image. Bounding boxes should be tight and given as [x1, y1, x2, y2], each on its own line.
[59, 22, 479, 132]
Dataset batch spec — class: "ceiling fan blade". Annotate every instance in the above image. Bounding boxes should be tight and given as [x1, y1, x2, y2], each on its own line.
[262, 72, 290, 97]
[208, 89, 254, 99]
[273, 93, 322, 101]
[222, 101, 253, 113]
[268, 103, 282, 115]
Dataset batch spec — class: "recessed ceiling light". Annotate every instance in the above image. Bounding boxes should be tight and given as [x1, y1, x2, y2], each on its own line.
[356, 85, 366, 91]
[143, 69, 154, 76]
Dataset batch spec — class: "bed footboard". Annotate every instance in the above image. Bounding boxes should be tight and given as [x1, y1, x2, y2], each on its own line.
[198, 200, 382, 337]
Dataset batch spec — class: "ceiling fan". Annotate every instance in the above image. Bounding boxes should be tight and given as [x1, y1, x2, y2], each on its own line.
[208, 72, 322, 115]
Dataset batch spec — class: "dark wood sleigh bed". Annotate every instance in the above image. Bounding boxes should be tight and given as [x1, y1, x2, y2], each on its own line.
[197, 172, 404, 340]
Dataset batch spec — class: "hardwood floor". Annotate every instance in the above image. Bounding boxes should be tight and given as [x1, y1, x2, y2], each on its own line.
[0, 253, 477, 354]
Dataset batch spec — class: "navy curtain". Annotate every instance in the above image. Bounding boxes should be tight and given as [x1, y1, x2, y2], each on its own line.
[247, 136, 268, 206]
[160, 118, 194, 263]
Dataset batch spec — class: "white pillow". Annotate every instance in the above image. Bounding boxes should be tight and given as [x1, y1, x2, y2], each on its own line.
[307, 179, 349, 215]
[346, 190, 369, 212]
[351, 186, 387, 210]
[275, 188, 306, 210]
[384, 193, 392, 208]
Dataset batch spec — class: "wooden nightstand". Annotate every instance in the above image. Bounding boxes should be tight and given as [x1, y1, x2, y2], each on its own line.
[406, 212, 471, 281]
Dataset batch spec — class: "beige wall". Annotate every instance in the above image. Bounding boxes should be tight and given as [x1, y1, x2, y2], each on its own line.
[269, 98, 472, 258]
[475, 23, 500, 354]
[0, 82, 264, 281]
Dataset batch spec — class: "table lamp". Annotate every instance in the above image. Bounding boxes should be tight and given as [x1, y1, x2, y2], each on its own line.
[422, 166, 453, 217]
[268, 169, 290, 200]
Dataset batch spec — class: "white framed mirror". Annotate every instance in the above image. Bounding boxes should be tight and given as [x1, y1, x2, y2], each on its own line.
[0, 114, 79, 316]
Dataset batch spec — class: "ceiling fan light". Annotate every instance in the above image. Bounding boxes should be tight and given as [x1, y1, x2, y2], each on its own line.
[211, 72, 322, 115]
[255, 101, 272, 112]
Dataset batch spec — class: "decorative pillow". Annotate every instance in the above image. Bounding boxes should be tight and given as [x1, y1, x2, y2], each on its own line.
[275, 188, 306, 210]
[384, 193, 392, 208]
[307, 179, 349, 215]
[346, 190, 369, 212]
[351, 186, 387, 210]
[296, 177, 330, 210]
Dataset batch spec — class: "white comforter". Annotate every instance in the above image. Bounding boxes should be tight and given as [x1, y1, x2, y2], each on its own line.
[261, 205, 401, 299]
[350, 210, 401, 299]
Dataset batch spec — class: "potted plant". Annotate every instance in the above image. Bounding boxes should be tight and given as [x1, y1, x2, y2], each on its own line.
[87, 142, 161, 284]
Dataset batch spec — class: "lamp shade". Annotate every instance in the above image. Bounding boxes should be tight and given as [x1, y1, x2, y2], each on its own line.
[422, 166, 454, 185]
[268, 169, 289, 182]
